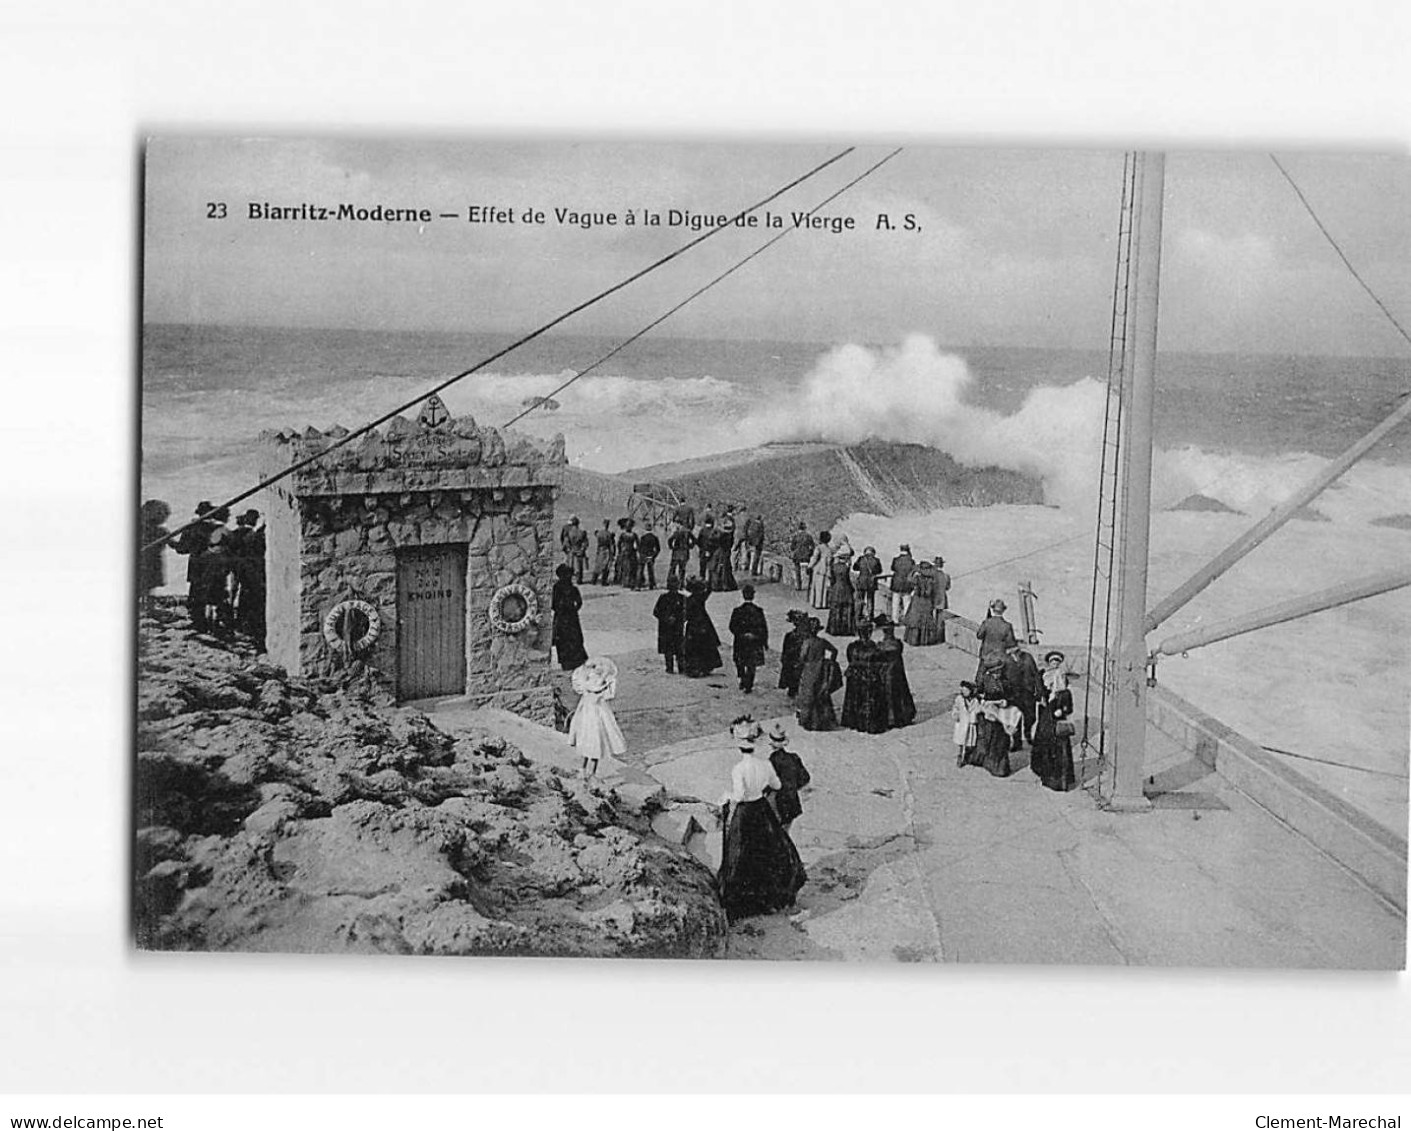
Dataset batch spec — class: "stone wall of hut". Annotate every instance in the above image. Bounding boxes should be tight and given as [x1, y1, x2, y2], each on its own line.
[259, 401, 565, 723]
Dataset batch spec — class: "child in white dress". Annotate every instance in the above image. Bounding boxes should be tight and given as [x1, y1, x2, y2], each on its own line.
[568, 656, 627, 778]
[951, 680, 980, 767]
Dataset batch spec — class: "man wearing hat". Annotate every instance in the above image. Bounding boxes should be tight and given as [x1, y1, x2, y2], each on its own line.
[727, 584, 769, 693]
[853, 545, 882, 623]
[765, 722, 810, 831]
[788, 521, 815, 592]
[561, 515, 589, 584]
[976, 597, 1019, 678]
[1002, 642, 1043, 750]
[933, 556, 951, 642]
[228, 508, 266, 650]
[887, 543, 916, 625]
[637, 522, 661, 589]
[173, 501, 222, 633]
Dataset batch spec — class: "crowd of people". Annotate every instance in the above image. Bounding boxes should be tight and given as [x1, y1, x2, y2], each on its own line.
[551, 508, 1085, 928]
[558, 497, 770, 596]
[140, 498, 266, 650]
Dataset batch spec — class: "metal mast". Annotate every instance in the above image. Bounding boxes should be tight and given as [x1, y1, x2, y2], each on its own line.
[1107, 151, 1166, 812]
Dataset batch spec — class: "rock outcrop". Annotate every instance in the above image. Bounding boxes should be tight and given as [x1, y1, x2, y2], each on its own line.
[134, 603, 727, 958]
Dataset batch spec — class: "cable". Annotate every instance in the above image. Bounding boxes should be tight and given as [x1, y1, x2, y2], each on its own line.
[143, 145, 858, 553]
[1270, 155, 1411, 350]
[1261, 744, 1409, 780]
[502, 148, 903, 430]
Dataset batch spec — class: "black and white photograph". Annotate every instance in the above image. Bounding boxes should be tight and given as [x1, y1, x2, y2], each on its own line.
[136, 136, 1408, 967]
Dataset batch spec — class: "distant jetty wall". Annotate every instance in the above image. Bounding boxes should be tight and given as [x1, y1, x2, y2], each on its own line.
[561, 466, 635, 513]
[634, 441, 1043, 549]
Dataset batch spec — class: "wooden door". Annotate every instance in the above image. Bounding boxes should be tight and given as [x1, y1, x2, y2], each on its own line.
[396, 544, 467, 700]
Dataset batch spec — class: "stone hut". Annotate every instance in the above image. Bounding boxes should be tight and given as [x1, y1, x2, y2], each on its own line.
[258, 395, 566, 723]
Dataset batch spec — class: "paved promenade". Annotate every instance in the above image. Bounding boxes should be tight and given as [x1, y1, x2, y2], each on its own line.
[432, 577, 1406, 968]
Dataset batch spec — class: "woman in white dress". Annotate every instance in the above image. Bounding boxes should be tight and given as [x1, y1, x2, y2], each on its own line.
[568, 656, 627, 778]
[807, 530, 833, 611]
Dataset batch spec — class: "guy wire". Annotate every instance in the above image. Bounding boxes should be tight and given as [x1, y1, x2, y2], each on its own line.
[503, 147, 904, 429]
[142, 145, 858, 553]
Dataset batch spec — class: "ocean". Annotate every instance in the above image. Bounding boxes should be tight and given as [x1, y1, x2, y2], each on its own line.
[140, 323, 1411, 833]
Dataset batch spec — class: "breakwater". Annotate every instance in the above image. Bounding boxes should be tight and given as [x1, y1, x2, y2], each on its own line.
[624, 440, 1044, 550]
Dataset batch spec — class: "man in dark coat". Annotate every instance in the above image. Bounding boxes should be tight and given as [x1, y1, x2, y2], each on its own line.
[742, 512, 766, 577]
[638, 523, 661, 589]
[592, 519, 615, 585]
[853, 545, 882, 623]
[727, 584, 769, 693]
[765, 722, 811, 830]
[666, 523, 694, 587]
[172, 501, 219, 632]
[1002, 643, 1043, 751]
[652, 575, 687, 673]
[788, 522, 814, 591]
[975, 597, 1019, 678]
[697, 518, 718, 580]
[671, 498, 695, 533]
[227, 508, 266, 650]
[887, 543, 916, 624]
[561, 516, 589, 583]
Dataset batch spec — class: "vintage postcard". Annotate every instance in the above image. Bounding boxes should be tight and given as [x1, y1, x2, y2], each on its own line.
[136, 137, 1408, 964]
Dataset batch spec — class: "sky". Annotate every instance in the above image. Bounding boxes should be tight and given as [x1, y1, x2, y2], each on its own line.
[143, 138, 1411, 356]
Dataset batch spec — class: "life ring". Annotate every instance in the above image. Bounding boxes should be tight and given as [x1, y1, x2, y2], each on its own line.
[488, 581, 540, 634]
[322, 598, 382, 654]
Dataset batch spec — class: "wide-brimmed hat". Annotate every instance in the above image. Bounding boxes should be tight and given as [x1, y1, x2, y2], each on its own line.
[1044, 650, 1067, 664]
[767, 722, 788, 743]
[731, 717, 762, 744]
[872, 613, 894, 628]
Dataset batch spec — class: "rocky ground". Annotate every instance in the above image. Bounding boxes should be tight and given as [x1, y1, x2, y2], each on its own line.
[133, 601, 727, 957]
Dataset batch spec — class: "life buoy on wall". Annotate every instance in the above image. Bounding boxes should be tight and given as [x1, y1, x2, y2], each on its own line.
[488, 581, 540, 634]
[322, 598, 383, 654]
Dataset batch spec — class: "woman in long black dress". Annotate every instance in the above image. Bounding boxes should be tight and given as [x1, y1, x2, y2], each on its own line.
[551, 564, 588, 671]
[717, 718, 807, 923]
[840, 620, 888, 734]
[794, 618, 838, 732]
[825, 546, 856, 637]
[970, 700, 1015, 778]
[874, 615, 917, 728]
[679, 577, 722, 677]
[1030, 650, 1077, 791]
[777, 609, 806, 697]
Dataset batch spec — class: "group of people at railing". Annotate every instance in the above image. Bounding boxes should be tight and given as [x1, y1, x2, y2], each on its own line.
[786, 529, 951, 648]
[557, 496, 770, 597]
[139, 498, 266, 650]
